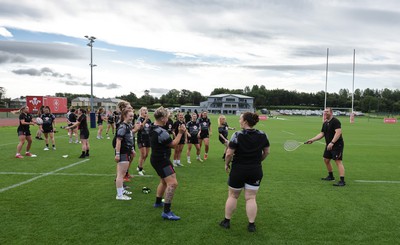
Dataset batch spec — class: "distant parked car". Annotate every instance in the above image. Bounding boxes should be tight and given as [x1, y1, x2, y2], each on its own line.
[260, 108, 269, 114]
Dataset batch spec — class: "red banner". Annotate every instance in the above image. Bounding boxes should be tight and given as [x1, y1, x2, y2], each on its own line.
[44, 97, 68, 114]
[26, 96, 44, 114]
[384, 118, 397, 124]
[26, 96, 68, 114]
[258, 115, 268, 120]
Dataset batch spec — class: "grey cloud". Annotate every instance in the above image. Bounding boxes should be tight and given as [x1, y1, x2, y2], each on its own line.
[0, 51, 28, 64]
[0, 40, 84, 60]
[149, 88, 170, 94]
[12, 67, 73, 78]
[0, 3, 45, 19]
[64, 81, 120, 89]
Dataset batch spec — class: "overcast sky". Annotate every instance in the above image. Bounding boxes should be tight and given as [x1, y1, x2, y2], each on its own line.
[1, 0, 400, 99]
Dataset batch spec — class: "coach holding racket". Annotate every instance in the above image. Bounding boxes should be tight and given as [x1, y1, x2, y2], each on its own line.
[306, 107, 346, 187]
[220, 112, 270, 232]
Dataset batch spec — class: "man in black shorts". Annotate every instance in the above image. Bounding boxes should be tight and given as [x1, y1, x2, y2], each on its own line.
[306, 107, 346, 186]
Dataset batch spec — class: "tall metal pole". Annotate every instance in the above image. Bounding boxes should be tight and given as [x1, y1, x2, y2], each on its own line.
[324, 48, 329, 109]
[352, 49, 355, 113]
[85, 36, 96, 128]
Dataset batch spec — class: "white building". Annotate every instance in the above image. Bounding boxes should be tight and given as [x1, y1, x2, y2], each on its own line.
[71, 97, 123, 112]
[180, 94, 254, 115]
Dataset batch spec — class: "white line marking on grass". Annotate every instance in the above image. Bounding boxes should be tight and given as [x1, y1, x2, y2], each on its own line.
[0, 135, 68, 148]
[354, 180, 400, 184]
[0, 159, 90, 193]
[282, 130, 295, 135]
[0, 172, 154, 178]
[0, 142, 18, 147]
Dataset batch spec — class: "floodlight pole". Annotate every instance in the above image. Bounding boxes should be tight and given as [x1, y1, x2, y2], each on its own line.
[324, 48, 329, 109]
[85, 35, 97, 128]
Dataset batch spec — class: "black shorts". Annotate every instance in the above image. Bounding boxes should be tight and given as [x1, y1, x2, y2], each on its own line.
[43, 127, 54, 133]
[117, 152, 132, 163]
[219, 136, 227, 144]
[178, 136, 185, 145]
[151, 160, 175, 178]
[17, 130, 31, 137]
[200, 131, 209, 139]
[188, 135, 199, 144]
[97, 122, 103, 126]
[80, 130, 90, 140]
[323, 142, 344, 160]
[137, 139, 150, 148]
[228, 165, 263, 190]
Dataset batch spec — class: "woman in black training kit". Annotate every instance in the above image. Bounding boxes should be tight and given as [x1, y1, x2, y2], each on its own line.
[220, 112, 270, 232]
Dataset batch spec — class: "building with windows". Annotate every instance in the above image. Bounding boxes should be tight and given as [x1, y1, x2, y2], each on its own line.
[180, 94, 254, 115]
[71, 97, 122, 112]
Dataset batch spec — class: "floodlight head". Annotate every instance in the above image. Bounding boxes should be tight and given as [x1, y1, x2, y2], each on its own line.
[84, 35, 89, 38]
[91, 36, 96, 40]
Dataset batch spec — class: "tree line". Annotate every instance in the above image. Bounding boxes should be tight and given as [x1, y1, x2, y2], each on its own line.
[1, 86, 400, 113]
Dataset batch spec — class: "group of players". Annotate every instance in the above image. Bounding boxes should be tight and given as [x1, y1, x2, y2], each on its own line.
[14, 102, 345, 231]
[15, 105, 58, 158]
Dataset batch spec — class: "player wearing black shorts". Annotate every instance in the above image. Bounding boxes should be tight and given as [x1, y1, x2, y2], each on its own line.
[15, 106, 37, 158]
[306, 107, 346, 186]
[220, 112, 270, 232]
[105, 111, 116, 139]
[197, 111, 212, 160]
[136, 107, 152, 175]
[66, 108, 90, 158]
[172, 112, 186, 167]
[96, 107, 106, 139]
[68, 108, 79, 143]
[186, 112, 202, 163]
[162, 113, 174, 136]
[218, 115, 235, 160]
[40, 106, 56, 150]
[150, 107, 186, 220]
[114, 108, 136, 201]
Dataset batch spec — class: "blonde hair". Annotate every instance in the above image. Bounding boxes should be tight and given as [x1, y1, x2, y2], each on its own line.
[154, 106, 169, 121]
[139, 107, 148, 116]
[218, 115, 226, 127]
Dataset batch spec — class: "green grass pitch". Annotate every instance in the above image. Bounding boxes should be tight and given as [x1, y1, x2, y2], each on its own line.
[0, 115, 399, 244]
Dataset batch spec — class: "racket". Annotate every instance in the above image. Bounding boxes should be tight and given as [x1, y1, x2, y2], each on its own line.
[284, 140, 305, 151]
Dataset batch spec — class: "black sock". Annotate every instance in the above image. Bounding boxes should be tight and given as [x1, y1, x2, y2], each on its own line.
[86, 150, 89, 154]
[46, 144, 49, 147]
[138, 167, 143, 171]
[224, 218, 230, 223]
[52, 145, 55, 148]
[81, 151, 85, 155]
[156, 197, 163, 204]
[164, 203, 171, 213]
[328, 172, 334, 178]
[249, 222, 255, 226]
[340, 176, 345, 182]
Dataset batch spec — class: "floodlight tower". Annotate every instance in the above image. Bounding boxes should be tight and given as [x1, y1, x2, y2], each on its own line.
[85, 35, 97, 128]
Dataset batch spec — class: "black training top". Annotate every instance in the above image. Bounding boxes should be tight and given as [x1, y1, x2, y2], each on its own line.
[321, 117, 343, 144]
[78, 114, 88, 132]
[18, 113, 33, 132]
[116, 123, 134, 153]
[172, 120, 185, 136]
[149, 125, 173, 163]
[218, 122, 229, 140]
[163, 118, 174, 135]
[186, 121, 200, 136]
[197, 117, 211, 133]
[137, 117, 152, 142]
[228, 129, 270, 167]
[41, 113, 55, 130]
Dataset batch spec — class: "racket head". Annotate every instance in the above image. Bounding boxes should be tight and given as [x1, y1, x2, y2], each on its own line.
[284, 140, 304, 151]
